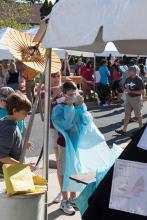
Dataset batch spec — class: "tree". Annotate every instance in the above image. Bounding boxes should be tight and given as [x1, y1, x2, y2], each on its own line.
[0, 0, 31, 29]
[54, 0, 59, 4]
[40, 0, 53, 18]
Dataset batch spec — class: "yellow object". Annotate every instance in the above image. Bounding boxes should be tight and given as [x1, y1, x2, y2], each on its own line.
[3, 164, 35, 196]
[3, 164, 47, 196]
[33, 175, 47, 194]
[33, 175, 47, 186]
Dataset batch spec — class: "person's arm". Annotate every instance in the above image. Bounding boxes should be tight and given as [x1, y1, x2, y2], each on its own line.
[104, 67, 110, 76]
[0, 156, 20, 164]
[22, 70, 27, 80]
[52, 100, 75, 131]
[0, 156, 35, 171]
[127, 89, 143, 95]
[6, 71, 10, 83]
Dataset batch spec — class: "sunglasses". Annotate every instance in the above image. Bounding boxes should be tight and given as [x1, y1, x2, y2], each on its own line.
[51, 74, 60, 78]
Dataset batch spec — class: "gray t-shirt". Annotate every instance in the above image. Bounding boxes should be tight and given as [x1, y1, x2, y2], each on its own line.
[0, 118, 22, 174]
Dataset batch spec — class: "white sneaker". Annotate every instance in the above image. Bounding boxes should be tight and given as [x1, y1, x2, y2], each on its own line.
[60, 200, 76, 215]
[53, 192, 62, 203]
[103, 103, 109, 107]
[69, 197, 78, 209]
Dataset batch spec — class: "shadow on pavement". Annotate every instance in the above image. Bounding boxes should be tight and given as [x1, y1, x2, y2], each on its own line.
[94, 108, 124, 119]
[107, 127, 140, 146]
[98, 121, 122, 134]
[48, 209, 76, 219]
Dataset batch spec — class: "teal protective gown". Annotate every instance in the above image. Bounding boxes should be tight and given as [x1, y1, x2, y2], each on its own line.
[52, 103, 119, 192]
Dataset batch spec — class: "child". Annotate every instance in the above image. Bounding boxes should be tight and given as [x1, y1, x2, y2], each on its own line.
[0, 92, 32, 176]
[52, 81, 112, 215]
[52, 81, 84, 215]
[0, 87, 26, 135]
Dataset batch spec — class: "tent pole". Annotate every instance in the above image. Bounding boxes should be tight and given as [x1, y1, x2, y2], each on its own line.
[93, 53, 97, 98]
[19, 72, 45, 163]
[43, 48, 52, 220]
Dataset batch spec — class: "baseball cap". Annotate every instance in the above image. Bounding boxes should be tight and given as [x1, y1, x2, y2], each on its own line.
[0, 87, 15, 101]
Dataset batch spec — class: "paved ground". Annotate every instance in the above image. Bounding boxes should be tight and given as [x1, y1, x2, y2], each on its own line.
[25, 99, 147, 220]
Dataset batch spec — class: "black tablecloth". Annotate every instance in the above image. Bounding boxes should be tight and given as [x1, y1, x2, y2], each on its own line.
[83, 125, 147, 220]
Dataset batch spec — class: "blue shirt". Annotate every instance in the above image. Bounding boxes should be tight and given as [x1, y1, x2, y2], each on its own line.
[99, 66, 110, 85]
[0, 108, 26, 135]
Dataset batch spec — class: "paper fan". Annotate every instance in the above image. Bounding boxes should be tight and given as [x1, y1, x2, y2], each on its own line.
[5, 30, 61, 73]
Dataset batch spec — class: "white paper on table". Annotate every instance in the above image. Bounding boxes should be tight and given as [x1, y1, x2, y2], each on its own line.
[109, 159, 147, 216]
[137, 127, 147, 150]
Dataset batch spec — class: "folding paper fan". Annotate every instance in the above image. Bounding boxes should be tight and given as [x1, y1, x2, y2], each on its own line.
[5, 30, 61, 73]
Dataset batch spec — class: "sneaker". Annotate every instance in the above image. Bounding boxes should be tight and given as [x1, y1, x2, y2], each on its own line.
[103, 103, 109, 107]
[60, 200, 76, 215]
[129, 118, 136, 123]
[53, 192, 62, 203]
[28, 111, 32, 115]
[69, 197, 78, 209]
[115, 129, 126, 136]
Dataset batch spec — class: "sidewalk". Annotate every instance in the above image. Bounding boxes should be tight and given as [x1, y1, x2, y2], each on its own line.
[26, 143, 129, 220]
[47, 172, 81, 220]
[26, 155, 82, 220]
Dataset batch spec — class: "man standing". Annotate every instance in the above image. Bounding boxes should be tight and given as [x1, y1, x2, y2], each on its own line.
[22, 66, 36, 103]
[97, 60, 110, 106]
[115, 67, 144, 135]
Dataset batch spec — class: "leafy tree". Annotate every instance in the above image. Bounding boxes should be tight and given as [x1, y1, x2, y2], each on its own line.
[0, 0, 31, 29]
[40, 0, 53, 18]
[54, 0, 59, 4]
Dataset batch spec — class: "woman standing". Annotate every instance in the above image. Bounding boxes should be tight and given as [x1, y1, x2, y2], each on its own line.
[0, 64, 6, 88]
[7, 62, 19, 91]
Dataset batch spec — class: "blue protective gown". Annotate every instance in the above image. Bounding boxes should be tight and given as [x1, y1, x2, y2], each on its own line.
[52, 103, 118, 192]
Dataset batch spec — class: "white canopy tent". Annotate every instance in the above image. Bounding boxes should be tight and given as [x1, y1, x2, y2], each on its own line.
[42, 0, 147, 55]
[54, 43, 122, 58]
[1, 26, 141, 61]
[0, 27, 14, 59]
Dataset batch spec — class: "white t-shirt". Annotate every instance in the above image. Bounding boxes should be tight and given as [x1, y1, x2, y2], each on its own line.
[95, 71, 101, 83]
[134, 65, 140, 76]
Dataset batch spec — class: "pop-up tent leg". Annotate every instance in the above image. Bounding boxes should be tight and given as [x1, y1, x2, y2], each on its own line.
[19, 69, 46, 163]
[43, 49, 52, 220]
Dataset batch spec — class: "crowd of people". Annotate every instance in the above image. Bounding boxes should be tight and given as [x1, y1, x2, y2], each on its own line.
[0, 55, 147, 216]
[0, 59, 37, 104]
[96, 58, 147, 106]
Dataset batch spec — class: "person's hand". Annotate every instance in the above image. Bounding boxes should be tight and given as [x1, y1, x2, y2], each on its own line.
[124, 88, 129, 93]
[75, 95, 84, 106]
[27, 142, 34, 151]
[65, 96, 73, 105]
[27, 163, 35, 172]
[61, 76, 72, 82]
[52, 87, 62, 100]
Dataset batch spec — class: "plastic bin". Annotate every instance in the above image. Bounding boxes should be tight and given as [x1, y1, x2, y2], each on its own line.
[0, 192, 45, 220]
